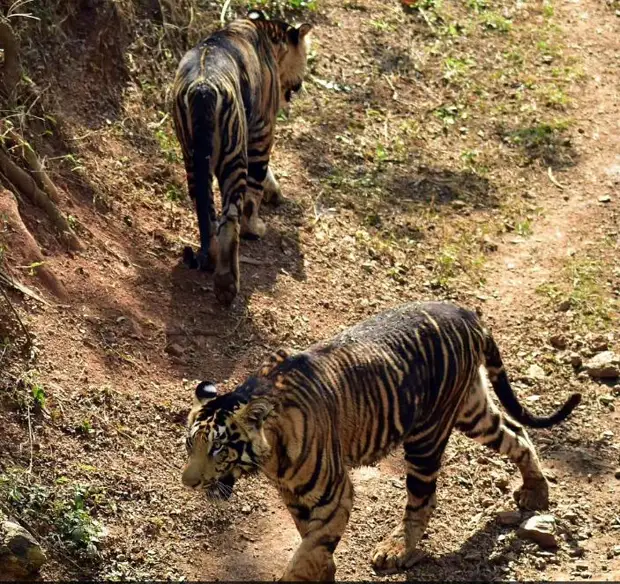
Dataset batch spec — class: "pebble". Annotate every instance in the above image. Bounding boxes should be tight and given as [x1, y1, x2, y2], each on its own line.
[526, 364, 546, 380]
[497, 510, 522, 526]
[165, 343, 184, 357]
[570, 352, 583, 368]
[575, 561, 589, 571]
[557, 299, 572, 312]
[614, 469, 620, 480]
[549, 334, 568, 350]
[569, 546, 585, 558]
[517, 515, 558, 549]
[241, 504, 252, 514]
[584, 351, 620, 379]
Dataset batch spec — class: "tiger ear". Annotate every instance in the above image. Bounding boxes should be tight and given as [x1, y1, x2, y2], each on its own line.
[194, 381, 218, 406]
[289, 23, 312, 45]
[236, 398, 274, 430]
[247, 9, 268, 21]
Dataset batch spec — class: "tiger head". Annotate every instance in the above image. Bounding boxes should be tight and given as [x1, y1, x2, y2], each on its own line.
[247, 10, 313, 110]
[181, 379, 274, 499]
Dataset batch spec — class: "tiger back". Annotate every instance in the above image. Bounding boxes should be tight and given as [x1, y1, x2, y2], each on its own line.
[182, 301, 580, 581]
[172, 11, 312, 305]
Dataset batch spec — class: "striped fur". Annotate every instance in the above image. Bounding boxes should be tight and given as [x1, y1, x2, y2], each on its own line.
[182, 301, 581, 580]
[172, 11, 312, 305]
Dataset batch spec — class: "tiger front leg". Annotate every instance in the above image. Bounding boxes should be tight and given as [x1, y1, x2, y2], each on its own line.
[280, 474, 353, 582]
[213, 199, 241, 306]
[372, 439, 445, 573]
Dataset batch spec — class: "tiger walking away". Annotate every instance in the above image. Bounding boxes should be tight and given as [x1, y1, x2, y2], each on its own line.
[181, 301, 581, 581]
[172, 10, 312, 305]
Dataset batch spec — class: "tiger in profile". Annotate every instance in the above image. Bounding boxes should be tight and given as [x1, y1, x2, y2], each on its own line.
[182, 301, 581, 581]
[172, 10, 312, 305]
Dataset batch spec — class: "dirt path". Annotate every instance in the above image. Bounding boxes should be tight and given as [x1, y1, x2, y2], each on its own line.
[1, 0, 618, 581]
[186, 1, 620, 581]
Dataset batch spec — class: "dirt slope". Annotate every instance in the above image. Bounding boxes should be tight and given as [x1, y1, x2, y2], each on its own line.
[0, 0, 618, 581]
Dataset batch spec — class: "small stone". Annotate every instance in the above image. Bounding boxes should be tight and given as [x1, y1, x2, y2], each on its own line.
[614, 469, 620, 480]
[497, 510, 522, 526]
[241, 504, 252, 514]
[0, 514, 47, 575]
[575, 561, 589, 571]
[588, 334, 609, 352]
[165, 343, 184, 357]
[549, 334, 568, 350]
[495, 477, 510, 490]
[557, 299, 571, 311]
[612, 545, 620, 556]
[598, 195, 612, 203]
[569, 546, 585, 557]
[517, 515, 558, 549]
[570, 353, 583, 368]
[526, 364, 546, 380]
[563, 510, 579, 522]
[599, 394, 615, 406]
[584, 351, 620, 379]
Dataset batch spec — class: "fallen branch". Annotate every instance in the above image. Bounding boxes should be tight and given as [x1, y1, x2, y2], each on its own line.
[0, 150, 82, 250]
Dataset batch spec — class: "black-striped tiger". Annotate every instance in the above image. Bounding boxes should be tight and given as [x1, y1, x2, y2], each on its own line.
[181, 301, 581, 581]
[172, 10, 312, 305]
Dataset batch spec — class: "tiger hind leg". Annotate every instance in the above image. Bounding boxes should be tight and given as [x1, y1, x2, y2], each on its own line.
[262, 165, 284, 206]
[371, 437, 446, 573]
[456, 370, 549, 510]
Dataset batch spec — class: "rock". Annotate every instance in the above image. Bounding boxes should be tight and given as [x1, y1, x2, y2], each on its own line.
[575, 561, 589, 571]
[569, 546, 585, 558]
[614, 469, 620, 480]
[588, 334, 609, 352]
[526, 364, 546, 380]
[570, 352, 583, 368]
[497, 510, 522, 526]
[599, 394, 615, 406]
[517, 515, 558, 549]
[165, 343, 184, 357]
[598, 195, 611, 203]
[584, 351, 620, 379]
[241, 504, 252, 515]
[557, 299, 571, 312]
[0, 513, 47, 575]
[549, 334, 568, 350]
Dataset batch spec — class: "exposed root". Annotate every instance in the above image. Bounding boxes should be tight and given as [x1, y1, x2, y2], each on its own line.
[0, 151, 82, 251]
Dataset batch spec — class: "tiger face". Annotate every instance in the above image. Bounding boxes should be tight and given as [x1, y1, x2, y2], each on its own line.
[182, 380, 274, 499]
[248, 10, 312, 111]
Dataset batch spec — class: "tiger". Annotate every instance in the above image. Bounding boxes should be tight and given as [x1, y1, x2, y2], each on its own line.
[181, 301, 581, 581]
[172, 10, 312, 305]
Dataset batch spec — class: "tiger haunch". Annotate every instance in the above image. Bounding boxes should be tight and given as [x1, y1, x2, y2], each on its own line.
[182, 301, 580, 580]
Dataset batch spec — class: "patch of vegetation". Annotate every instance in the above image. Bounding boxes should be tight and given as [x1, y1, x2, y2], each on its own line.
[501, 120, 575, 167]
[536, 255, 618, 331]
[0, 469, 107, 558]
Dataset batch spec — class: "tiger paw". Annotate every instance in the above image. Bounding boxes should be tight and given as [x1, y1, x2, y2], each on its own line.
[183, 247, 215, 272]
[240, 217, 266, 240]
[514, 478, 549, 511]
[263, 183, 284, 206]
[214, 270, 239, 306]
[371, 535, 426, 573]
